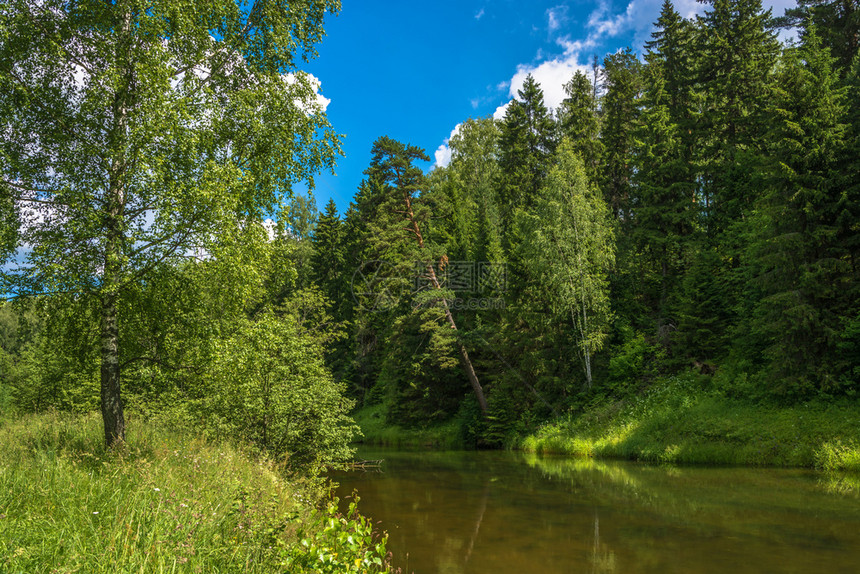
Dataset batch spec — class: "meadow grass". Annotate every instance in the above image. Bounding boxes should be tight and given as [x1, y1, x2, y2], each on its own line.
[0, 411, 391, 573]
[519, 375, 860, 470]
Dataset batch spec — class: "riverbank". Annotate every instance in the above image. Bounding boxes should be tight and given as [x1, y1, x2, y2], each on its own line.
[519, 375, 860, 470]
[354, 375, 860, 470]
[0, 411, 391, 573]
[352, 403, 466, 449]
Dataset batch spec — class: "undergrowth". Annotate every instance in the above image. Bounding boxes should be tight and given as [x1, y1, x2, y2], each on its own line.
[0, 411, 392, 573]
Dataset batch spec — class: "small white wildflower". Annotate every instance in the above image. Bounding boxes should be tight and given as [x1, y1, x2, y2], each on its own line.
[92, 511, 99, 515]
[153, 488, 161, 492]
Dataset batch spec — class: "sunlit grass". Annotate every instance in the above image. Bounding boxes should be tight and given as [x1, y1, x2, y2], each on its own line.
[0, 411, 391, 573]
[519, 375, 860, 468]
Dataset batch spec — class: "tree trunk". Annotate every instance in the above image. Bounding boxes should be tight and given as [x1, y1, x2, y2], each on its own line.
[100, 285, 125, 446]
[101, 150, 127, 446]
[399, 184, 488, 414]
[100, 8, 131, 446]
[420, 262, 488, 414]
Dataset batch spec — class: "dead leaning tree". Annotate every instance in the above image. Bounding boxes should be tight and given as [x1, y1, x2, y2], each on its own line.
[370, 136, 488, 415]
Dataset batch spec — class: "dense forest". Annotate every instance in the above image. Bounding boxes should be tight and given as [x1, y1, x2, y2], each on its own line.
[2, 0, 860, 457]
[312, 0, 860, 445]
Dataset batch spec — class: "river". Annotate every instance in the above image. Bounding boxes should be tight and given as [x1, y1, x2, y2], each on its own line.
[330, 448, 860, 574]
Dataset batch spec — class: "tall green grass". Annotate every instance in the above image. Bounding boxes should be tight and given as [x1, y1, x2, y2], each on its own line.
[351, 404, 465, 449]
[519, 375, 860, 469]
[0, 411, 391, 573]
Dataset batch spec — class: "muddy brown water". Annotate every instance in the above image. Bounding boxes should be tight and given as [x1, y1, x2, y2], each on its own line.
[330, 448, 860, 574]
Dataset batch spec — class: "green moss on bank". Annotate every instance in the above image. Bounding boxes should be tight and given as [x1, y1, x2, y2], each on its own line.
[0, 411, 391, 573]
[518, 375, 860, 470]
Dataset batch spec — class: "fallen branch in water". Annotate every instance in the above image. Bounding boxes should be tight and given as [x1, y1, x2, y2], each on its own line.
[346, 459, 384, 471]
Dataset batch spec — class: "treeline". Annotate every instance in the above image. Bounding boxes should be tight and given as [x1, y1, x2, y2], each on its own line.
[308, 0, 860, 442]
[2, 0, 859, 452]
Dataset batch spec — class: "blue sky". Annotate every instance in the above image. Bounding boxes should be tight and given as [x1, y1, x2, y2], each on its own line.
[299, 0, 796, 214]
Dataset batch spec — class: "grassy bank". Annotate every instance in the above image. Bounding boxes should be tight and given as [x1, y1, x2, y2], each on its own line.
[352, 404, 466, 449]
[519, 375, 860, 470]
[0, 411, 391, 573]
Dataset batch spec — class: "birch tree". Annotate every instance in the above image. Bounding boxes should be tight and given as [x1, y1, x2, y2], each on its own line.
[0, 0, 341, 444]
[519, 139, 615, 388]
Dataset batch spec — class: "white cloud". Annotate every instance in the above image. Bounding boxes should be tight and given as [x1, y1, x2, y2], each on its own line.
[284, 71, 331, 114]
[455, 0, 799, 148]
[587, 1, 634, 37]
[547, 5, 568, 32]
[434, 144, 452, 169]
[432, 123, 463, 169]
[498, 1, 616, 114]
[506, 38, 592, 111]
[493, 101, 510, 121]
[475, 8, 485, 20]
[501, 0, 798, 113]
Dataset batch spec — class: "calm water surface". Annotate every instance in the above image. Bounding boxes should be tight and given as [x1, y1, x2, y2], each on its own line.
[331, 448, 860, 574]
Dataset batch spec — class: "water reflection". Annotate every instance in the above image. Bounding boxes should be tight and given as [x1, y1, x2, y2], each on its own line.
[332, 450, 860, 574]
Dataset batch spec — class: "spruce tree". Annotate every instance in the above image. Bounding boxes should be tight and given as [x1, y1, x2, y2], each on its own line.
[340, 180, 386, 399]
[558, 71, 603, 184]
[498, 75, 556, 232]
[672, 0, 779, 364]
[600, 48, 642, 222]
[748, 30, 849, 394]
[646, 0, 698, 166]
[631, 58, 693, 342]
[630, 1, 698, 343]
[779, 0, 860, 72]
[311, 199, 346, 312]
[696, 0, 780, 232]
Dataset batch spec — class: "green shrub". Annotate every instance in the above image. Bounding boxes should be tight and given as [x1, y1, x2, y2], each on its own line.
[283, 496, 391, 573]
[202, 312, 360, 469]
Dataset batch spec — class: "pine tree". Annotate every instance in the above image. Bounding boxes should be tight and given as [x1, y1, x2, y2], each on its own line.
[363, 136, 488, 414]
